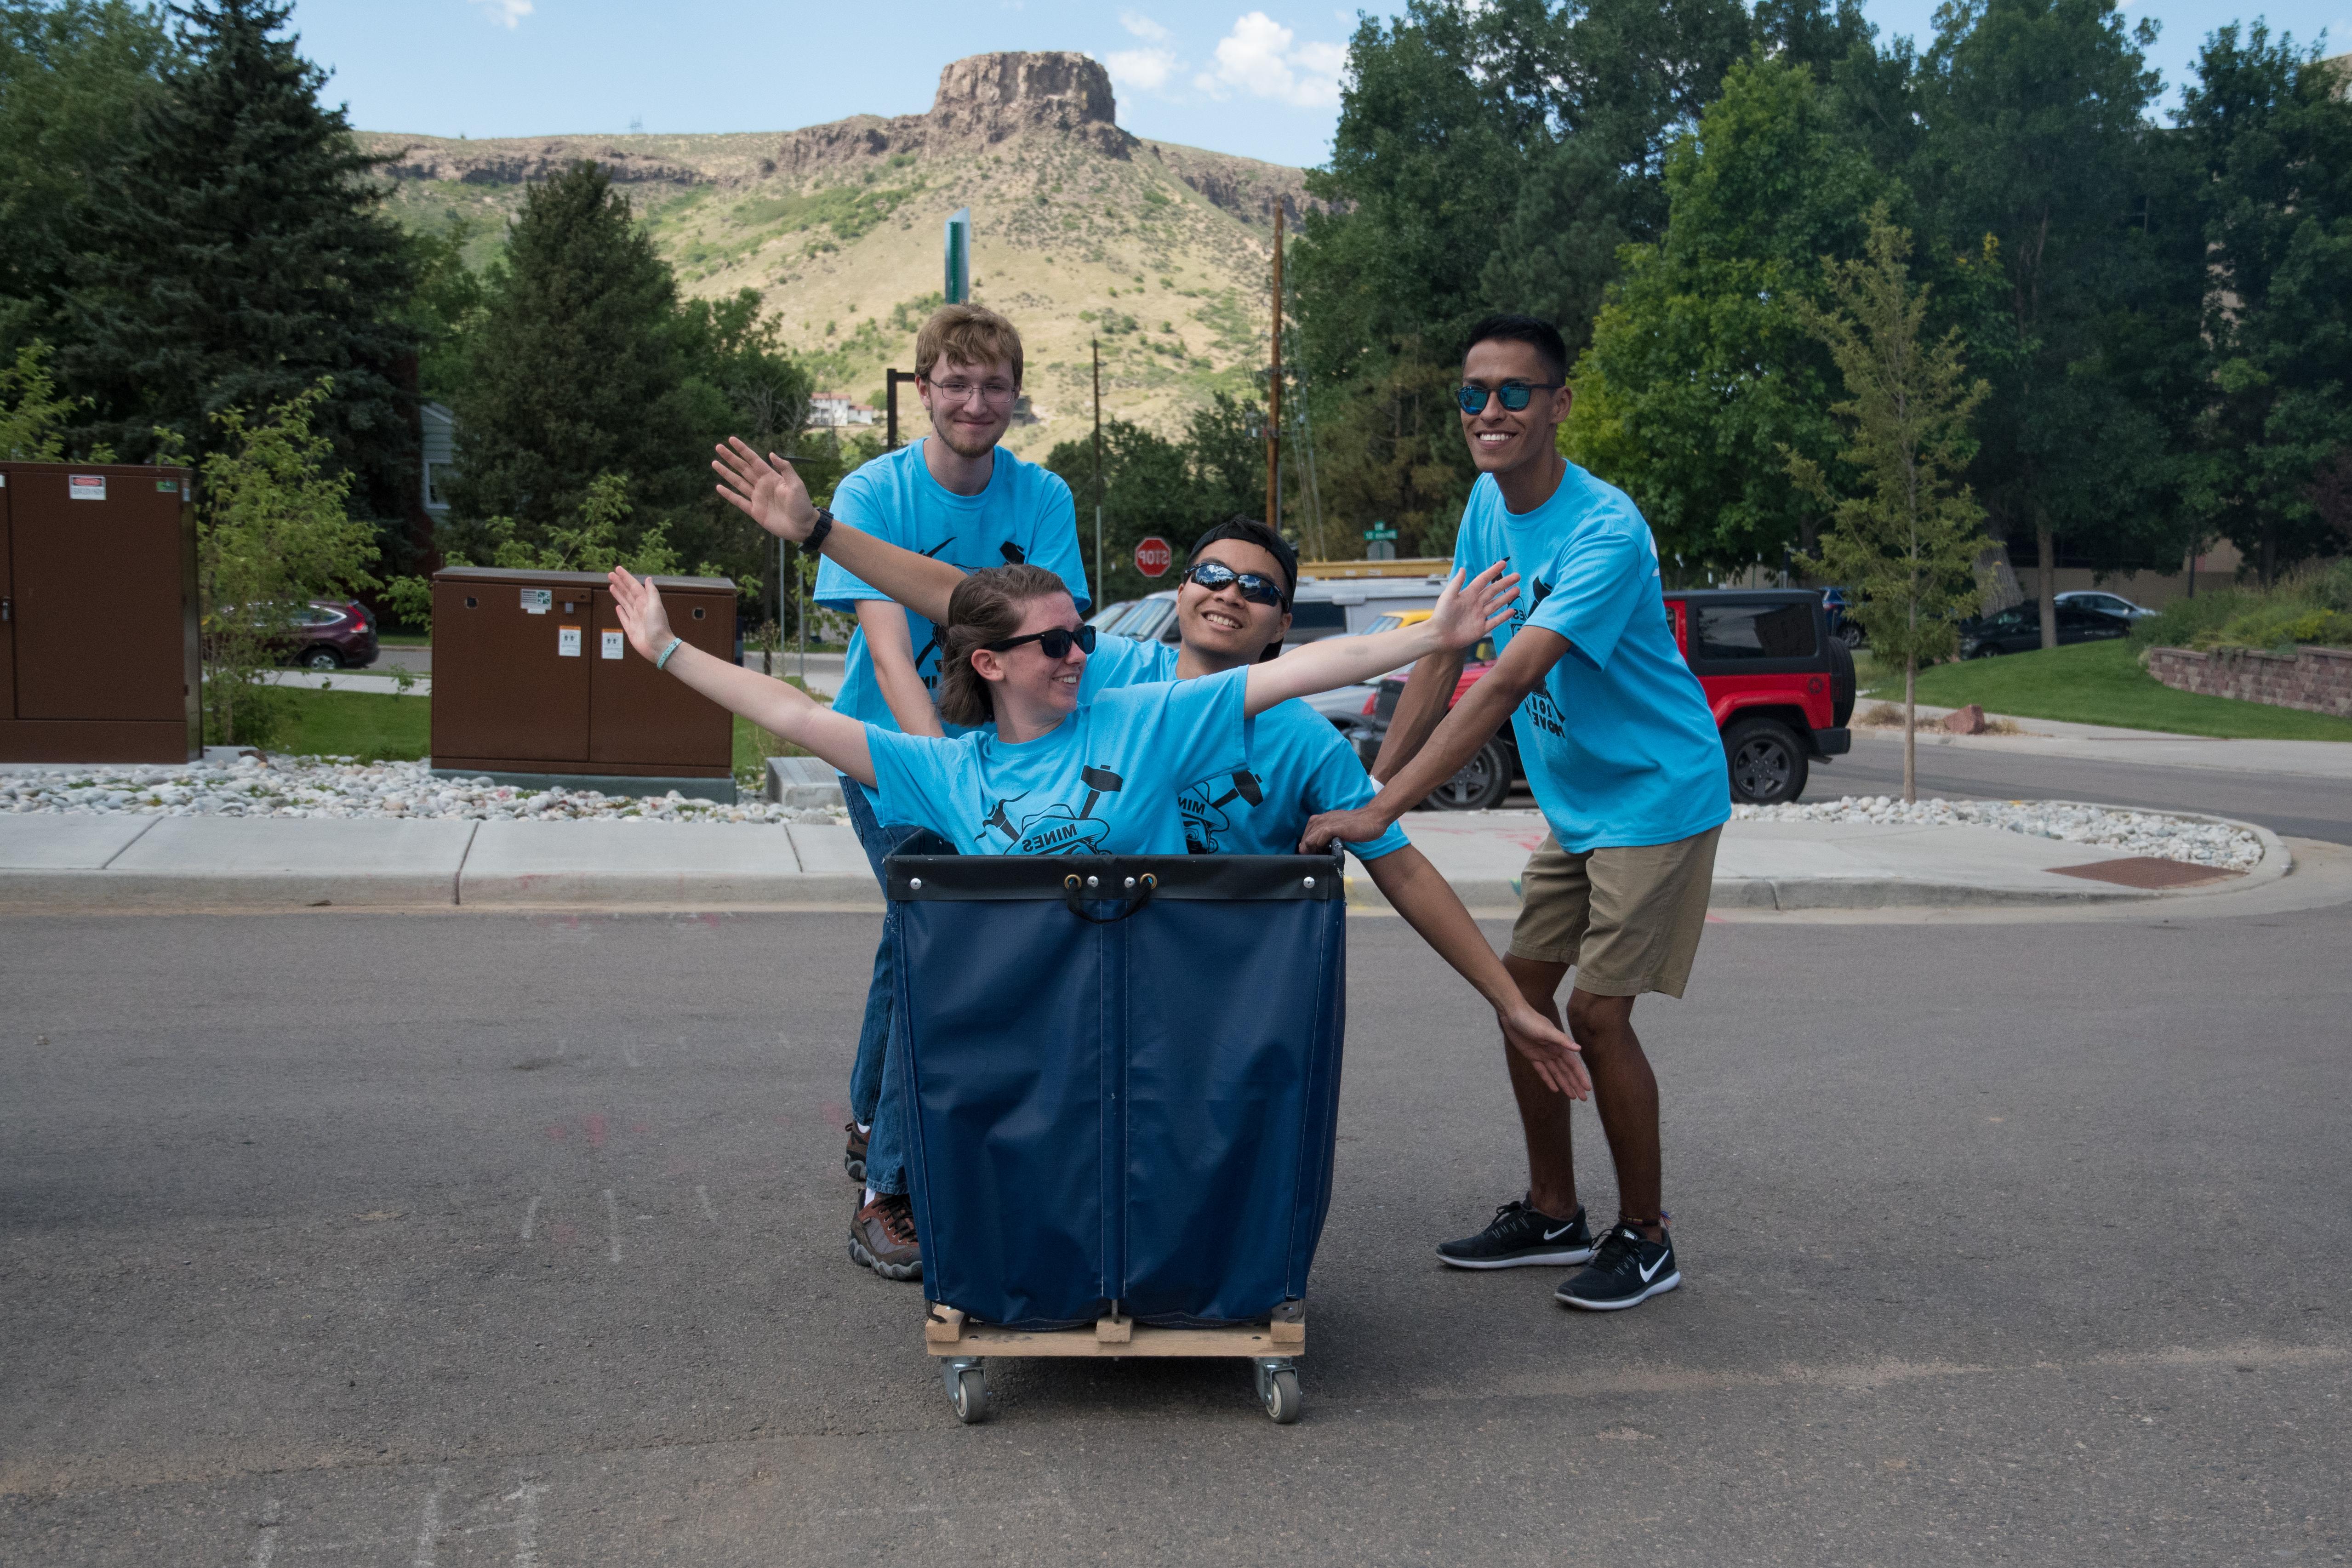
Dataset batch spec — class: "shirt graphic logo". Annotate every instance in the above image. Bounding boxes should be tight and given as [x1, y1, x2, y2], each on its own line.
[1180, 771, 1262, 854]
[978, 766, 1125, 855]
[908, 536, 1032, 692]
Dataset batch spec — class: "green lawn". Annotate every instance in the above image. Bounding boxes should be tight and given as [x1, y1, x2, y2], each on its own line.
[1861, 638, 2352, 741]
[271, 687, 432, 760]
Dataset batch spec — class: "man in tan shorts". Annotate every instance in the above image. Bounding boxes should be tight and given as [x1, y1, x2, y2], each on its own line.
[1302, 313, 1731, 1312]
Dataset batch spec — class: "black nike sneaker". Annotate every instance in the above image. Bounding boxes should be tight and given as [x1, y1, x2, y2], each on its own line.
[1436, 1199, 1596, 1270]
[1555, 1220, 1680, 1310]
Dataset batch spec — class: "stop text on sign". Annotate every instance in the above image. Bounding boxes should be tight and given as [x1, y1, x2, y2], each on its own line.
[1134, 536, 1173, 577]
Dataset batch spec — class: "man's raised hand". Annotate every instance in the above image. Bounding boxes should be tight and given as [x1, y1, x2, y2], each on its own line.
[1427, 561, 1521, 652]
[712, 436, 818, 542]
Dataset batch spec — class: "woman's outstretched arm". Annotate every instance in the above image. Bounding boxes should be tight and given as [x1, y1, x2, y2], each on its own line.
[606, 568, 878, 787]
[1239, 562, 1518, 717]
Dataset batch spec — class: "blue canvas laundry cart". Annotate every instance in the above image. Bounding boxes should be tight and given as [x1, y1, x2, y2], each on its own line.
[886, 848, 1349, 1424]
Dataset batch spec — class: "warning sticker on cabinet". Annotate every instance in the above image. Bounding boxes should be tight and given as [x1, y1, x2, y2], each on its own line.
[558, 627, 582, 657]
[600, 630, 624, 660]
[69, 474, 105, 501]
[520, 589, 552, 614]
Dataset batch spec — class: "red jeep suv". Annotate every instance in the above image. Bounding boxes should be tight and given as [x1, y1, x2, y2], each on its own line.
[1355, 588, 1855, 808]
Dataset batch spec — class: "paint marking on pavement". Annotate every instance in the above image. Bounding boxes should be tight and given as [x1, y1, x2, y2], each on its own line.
[249, 1499, 283, 1568]
[696, 1185, 719, 1224]
[506, 1480, 545, 1568]
[412, 1468, 449, 1568]
[520, 1196, 541, 1242]
[602, 1188, 622, 1263]
[620, 1039, 641, 1068]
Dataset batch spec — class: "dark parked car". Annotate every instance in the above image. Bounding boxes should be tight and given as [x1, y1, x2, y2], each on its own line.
[1821, 585, 1864, 649]
[285, 599, 378, 670]
[1957, 599, 2130, 659]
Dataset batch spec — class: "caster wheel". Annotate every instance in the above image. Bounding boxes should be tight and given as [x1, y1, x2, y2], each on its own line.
[951, 1366, 989, 1424]
[1262, 1368, 1301, 1424]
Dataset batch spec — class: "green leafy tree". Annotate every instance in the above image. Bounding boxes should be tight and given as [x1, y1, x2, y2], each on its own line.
[0, 0, 174, 353]
[1293, 0, 1761, 553]
[1787, 213, 1989, 801]
[669, 287, 814, 621]
[63, 0, 416, 528]
[1563, 54, 1899, 572]
[194, 380, 380, 747]
[1907, 0, 2175, 648]
[2175, 24, 2352, 585]
[398, 215, 488, 406]
[1044, 420, 1199, 605]
[0, 341, 82, 460]
[444, 160, 700, 547]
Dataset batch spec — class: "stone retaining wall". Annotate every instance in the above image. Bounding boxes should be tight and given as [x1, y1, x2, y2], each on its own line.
[2145, 644, 2352, 718]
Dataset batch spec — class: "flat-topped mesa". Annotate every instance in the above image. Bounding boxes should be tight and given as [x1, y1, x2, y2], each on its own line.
[775, 51, 1134, 175]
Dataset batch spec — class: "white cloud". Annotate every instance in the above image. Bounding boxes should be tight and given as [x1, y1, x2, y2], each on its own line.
[1198, 12, 1346, 107]
[468, 0, 531, 26]
[1121, 10, 1170, 41]
[1107, 46, 1179, 92]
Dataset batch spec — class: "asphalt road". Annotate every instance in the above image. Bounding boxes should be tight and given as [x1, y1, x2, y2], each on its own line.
[1817, 730, 2352, 845]
[5, 903, 2348, 1565]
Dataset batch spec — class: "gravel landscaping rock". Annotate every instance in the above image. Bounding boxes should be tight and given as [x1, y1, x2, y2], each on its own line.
[1733, 795, 2263, 869]
[0, 755, 844, 826]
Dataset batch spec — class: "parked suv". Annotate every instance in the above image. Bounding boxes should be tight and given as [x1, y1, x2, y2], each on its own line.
[285, 600, 379, 670]
[1354, 588, 1855, 808]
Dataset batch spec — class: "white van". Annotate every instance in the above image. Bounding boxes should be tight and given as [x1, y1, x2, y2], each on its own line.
[1103, 573, 1450, 732]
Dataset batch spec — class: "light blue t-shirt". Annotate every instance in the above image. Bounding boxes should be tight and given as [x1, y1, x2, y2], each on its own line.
[817, 439, 1090, 735]
[1068, 634, 1410, 861]
[868, 666, 1252, 856]
[1451, 465, 1730, 852]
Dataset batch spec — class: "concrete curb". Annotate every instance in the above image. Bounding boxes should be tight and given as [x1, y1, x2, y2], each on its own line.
[0, 805, 2300, 915]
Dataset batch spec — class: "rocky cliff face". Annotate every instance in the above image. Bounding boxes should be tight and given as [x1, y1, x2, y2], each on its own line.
[360, 52, 1314, 455]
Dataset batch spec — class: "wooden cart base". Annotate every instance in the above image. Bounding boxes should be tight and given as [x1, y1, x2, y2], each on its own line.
[924, 1302, 1306, 1423]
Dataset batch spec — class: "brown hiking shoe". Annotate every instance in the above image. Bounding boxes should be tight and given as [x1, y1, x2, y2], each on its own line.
[843, 1121, 868, 1183]
[848, 1192, 922, 1281]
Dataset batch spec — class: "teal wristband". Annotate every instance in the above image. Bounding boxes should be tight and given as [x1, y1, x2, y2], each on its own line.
[655, 636, 684, 670]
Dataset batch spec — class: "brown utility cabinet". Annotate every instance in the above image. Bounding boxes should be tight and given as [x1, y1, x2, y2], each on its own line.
[0, 462, 200, 763]
[430, 566, 738, 800]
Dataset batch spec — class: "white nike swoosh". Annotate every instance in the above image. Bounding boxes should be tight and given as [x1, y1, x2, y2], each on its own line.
[1542, 1224, 1578, 1242]
[1638, 1252, 1668, 1283]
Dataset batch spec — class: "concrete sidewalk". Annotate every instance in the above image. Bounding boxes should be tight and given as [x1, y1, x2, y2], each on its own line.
[0, 803, 2300, 913]
[1861, 701, 2352, 781]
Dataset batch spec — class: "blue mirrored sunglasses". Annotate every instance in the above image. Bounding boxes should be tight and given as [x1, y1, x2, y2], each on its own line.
[1456, 380, 1562, 415]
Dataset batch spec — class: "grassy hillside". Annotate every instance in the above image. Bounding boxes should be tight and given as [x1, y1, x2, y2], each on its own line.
[359, 119, 1299, 461]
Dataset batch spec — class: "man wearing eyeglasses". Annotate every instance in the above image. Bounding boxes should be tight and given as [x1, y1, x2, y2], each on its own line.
[809, 304, 1091, 1280]
[1301, 314, 1730, 1314]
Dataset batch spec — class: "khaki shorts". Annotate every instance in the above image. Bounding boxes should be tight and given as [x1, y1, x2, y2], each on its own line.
[1508, 826, 1721, 998]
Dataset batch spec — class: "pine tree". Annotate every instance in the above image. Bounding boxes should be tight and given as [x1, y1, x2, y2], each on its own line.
[63, 0, 415, 524]
[443, 160, 699, 545]
[1788, 211, 1989, 802]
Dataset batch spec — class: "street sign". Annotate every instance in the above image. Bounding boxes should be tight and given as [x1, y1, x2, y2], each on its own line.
[1364, 522, 1399, 542]
[1134, 536, 1173, 577]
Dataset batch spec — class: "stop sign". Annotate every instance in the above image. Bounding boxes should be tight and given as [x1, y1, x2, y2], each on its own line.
[1133, 536, 1173, 577]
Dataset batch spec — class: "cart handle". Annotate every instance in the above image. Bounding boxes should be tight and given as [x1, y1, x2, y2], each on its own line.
[1062, 871, 1157, 924]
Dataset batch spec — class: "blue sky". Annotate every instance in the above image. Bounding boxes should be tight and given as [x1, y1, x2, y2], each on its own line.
[295, 0, 2347, 169]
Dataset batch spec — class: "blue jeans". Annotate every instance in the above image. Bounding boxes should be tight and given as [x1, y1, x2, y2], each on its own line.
[841, 775, 918, 1196]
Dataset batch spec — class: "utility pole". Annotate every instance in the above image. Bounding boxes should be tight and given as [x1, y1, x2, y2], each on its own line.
[1265, 204, 1283, 533]
[1092, 338, 1104, 598]
[884, 368, 917, 450]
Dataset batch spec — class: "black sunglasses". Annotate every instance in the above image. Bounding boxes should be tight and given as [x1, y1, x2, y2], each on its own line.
[1183, 560, 1287, 606]
[984, 624, 1096, 659]
[1456, 380, 1563, 415]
